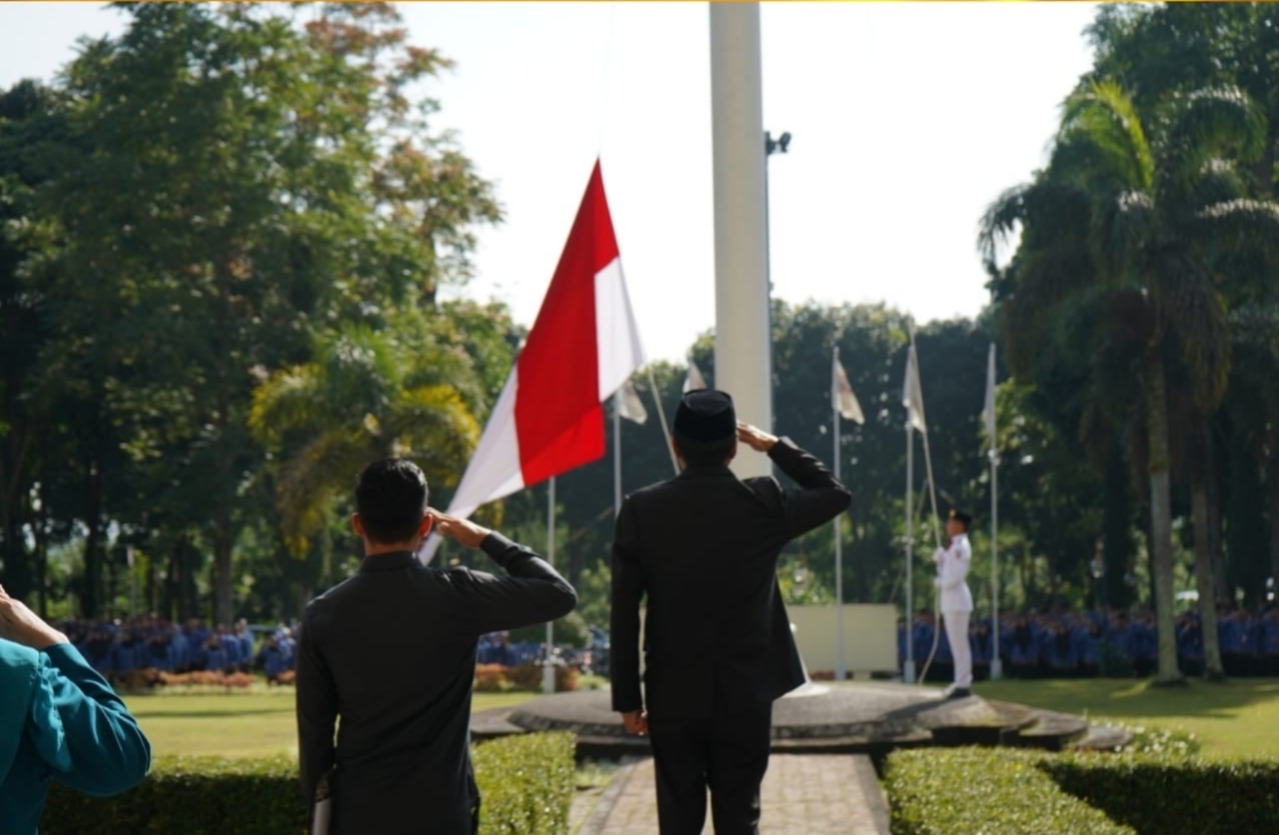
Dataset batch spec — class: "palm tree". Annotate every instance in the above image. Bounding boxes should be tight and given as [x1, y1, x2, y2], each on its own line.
[249, 317, 481, 558]
[980, 81, 1279, 684]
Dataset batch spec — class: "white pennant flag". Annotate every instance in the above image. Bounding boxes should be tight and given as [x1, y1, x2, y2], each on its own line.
[982, 342, 997, 450]
[683, 357, 707, 393]
[902, 341, 927, 434]
[832, 351, 864, 424]
[616, 376, 648, 424]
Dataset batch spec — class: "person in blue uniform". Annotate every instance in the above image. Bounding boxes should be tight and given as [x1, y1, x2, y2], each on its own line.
[0, 584, 151, 835]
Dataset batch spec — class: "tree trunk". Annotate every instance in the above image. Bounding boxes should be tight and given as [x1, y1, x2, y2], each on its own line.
[1192, 476, 1225, 682]
[213, 524, 234, 627]
[1270, 464, 1279, 607]
[82, 463, 104, 618]
[1145, 352, 1184, 685]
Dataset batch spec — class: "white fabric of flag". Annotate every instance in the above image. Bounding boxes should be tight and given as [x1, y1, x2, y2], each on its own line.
[902, 342, 927, 434]
[832, 353, 864, 424]
[683, 358, 707, 393]
[616, 376, 648, 424]
[982, 342, 997, 450]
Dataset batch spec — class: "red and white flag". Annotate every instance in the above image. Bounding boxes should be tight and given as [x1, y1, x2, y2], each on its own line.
[423, 161, 643, 560]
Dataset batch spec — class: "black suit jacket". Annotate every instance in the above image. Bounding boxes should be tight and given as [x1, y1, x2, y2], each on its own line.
[297, 535, 577, 835]
[610, 438, 851, 720]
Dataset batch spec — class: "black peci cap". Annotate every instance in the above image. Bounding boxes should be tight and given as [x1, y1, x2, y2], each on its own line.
[673, 389, 736, 443]
[949, 509, 973, 529]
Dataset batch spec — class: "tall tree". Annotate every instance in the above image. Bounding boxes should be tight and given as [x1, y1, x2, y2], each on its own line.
[15, 3, 498, 624]
[980, 81, 1279, 683]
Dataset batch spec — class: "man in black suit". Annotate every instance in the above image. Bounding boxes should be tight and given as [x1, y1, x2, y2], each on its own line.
[297, 459, 577, 835]
[611, 389, 851, 835]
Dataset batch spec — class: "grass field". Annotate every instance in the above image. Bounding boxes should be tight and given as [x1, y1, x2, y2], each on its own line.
[123, 677, 1279, 760]
[123, 688, 536, 758]
[976, 677, 1279, 759]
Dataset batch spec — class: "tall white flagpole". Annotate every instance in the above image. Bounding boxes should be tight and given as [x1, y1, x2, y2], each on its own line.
[710, 2, 771, 478]
[832, 347, 846, 681]
[543, 477, 557, 695]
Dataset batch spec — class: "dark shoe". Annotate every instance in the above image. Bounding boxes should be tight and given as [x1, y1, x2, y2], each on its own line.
[945, 687, 972, 699]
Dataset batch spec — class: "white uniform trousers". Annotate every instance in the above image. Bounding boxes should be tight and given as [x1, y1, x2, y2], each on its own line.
[942, 610, 972, 688]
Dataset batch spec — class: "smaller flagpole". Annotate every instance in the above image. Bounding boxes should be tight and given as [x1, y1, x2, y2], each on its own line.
[988, 343, 1002, 680]
[833, 347, 846, 681]
[646, 366, 681, 475]
[614, 393, 623, 519]
[904, 419, 915, 684]
[543, 477, 557, 695]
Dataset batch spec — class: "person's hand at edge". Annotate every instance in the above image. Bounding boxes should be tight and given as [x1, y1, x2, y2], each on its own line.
[0, 584, 69, 650]
[620, 709, 649, 737]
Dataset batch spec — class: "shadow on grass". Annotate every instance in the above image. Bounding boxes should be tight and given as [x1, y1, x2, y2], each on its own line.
[977, 677, 1279, 720]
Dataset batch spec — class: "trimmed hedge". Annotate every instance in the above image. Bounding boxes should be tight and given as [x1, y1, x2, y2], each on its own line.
[473, 731, 575, 835]
[1043, 753, 1279, 835]
[884, 748, 1133, 835]
[41, 732, 576, 835]
[886, 747, 1279, 835]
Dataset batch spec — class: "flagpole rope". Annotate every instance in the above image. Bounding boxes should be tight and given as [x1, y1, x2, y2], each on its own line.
[646, 365, 681, 476]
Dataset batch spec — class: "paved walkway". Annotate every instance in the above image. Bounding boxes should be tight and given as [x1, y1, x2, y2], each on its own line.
[577, 754, 890, 835]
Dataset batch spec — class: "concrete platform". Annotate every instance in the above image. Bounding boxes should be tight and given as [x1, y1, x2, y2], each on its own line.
[471, 681, 1128, 760]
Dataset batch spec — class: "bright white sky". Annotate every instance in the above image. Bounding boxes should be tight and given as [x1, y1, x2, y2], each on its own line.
[1, 2, 1099, 361]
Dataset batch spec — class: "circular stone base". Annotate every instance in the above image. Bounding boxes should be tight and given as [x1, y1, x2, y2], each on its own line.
[470, 682, 1123, 760]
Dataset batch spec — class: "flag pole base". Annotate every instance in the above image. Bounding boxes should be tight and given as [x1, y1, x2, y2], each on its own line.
[903, 660, 916, 684]
[542, 663, 556, 695]
[990, 658, 1003, 681]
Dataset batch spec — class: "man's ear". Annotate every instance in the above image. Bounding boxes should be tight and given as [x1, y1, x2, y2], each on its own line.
[417, 514, 433, 538]
[726, 439, 738, 464]
[352, 514, 365, 538]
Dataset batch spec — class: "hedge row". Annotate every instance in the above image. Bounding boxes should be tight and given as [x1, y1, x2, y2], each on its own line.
[885, 747, 1279, 835]
[42, 732, 576, 835]
[884, 748, 1134, 835]
[1042, 754, 1279, 834]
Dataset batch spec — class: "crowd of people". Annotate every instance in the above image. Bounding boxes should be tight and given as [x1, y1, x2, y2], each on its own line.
[54, 616, 300, 684]
[899, 603, 1279, 679]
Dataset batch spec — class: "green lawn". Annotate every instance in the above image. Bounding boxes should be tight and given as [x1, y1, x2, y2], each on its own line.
[975, 677, 1279, 759]
[123, 688, 536, 758]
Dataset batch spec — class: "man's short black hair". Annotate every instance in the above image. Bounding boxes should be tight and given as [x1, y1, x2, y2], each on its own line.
[673, 433, 736, 467]
[355, 459, 429, 544]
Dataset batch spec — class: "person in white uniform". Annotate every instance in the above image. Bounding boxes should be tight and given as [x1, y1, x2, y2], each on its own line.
[934, 510, 974, 699]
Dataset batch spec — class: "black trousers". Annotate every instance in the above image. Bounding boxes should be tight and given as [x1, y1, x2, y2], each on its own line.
[647, 708, 772, 835]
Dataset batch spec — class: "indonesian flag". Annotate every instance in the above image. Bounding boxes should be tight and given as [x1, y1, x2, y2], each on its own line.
[832, 349, 864, 425]
[902, 339, 927, 434]
[423, 161, 643, 560]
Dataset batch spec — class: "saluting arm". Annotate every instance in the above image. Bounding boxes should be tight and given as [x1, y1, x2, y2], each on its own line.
[432, 511, 578, 634]
[0, 585, 150, 798]
[747, 427, 851, 537]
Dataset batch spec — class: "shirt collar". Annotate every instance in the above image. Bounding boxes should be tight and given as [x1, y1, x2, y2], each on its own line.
[358, 551, 418, 573]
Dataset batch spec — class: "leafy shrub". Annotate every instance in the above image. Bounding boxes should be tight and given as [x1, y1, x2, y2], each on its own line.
[475, 662, 515, 692]
[42, 733, 576, 835]
[885, 746, 1279, 835]
[884, 748, 1134, 835]
[1043, 753, 1279, 835]
[506, 662, 579, 692]
[474, 732, 576, 835]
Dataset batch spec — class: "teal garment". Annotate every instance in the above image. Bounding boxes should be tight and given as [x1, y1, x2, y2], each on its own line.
[0, 639, 151, 834]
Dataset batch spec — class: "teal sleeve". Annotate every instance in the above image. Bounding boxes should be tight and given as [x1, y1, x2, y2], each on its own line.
[30, 643, 151, 796]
